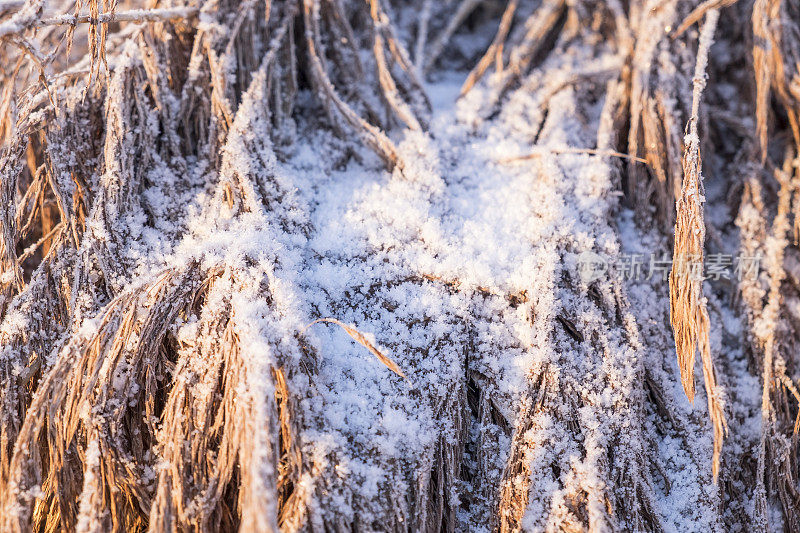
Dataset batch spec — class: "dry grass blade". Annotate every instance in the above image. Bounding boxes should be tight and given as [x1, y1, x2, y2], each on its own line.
[667, 8, 726, 482]
[499, 146, 649, 165]
[423, 0, 481, 73]
[413, 0, 433, 72]
[368, 0, 426, 131]
[37, 6, 200, 27]
[460, 0, 518, 96]
[752, 0, 776, 163]
[753, 152, 796, 527]
[672, 0, 739, 38]
[0, 0, 43, 39]
[300, 0, 417, 169]
[305, 318, 409, 382]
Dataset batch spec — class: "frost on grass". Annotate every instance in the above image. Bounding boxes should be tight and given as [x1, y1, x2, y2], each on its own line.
[1, 0, 800, 532]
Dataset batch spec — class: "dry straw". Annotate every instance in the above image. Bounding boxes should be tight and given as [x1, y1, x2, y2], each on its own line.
[2, 0, 800, 530]
[668, 8, 727, 482]
[304, 318, 410, 383]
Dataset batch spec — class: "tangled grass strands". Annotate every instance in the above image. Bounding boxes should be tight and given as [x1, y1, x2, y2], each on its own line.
[1, 0, 800, 530]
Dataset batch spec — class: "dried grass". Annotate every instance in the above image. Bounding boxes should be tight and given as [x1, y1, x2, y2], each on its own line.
[0, 1, 429, 529]
[304, 318, 410, 383]
[667, 8, 727, 482]
[1, 0, 800, 530]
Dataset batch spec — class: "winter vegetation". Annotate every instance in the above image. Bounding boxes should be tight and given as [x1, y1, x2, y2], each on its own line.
[1, 0, 800, 531]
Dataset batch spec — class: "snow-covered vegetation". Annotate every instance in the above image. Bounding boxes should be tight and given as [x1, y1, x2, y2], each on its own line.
[1, 0, 799, 531]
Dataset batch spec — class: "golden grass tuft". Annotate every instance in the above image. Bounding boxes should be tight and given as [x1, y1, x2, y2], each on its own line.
[668, 9, 727, 482]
